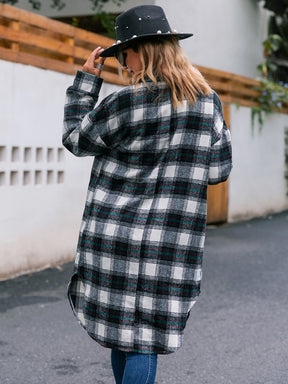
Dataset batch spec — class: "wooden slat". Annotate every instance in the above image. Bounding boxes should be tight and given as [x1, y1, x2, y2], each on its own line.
[198, 64, 260, 86]
[74, 27, 115, 48]
[0, 46, 125, 86]
[73, 45, 92, 61]
[0, 3, 74, 36]
[215, 94, 232, 104]
[102, 56, 120, 71]
[0, 24, 73, 56]
[65, 36, 74, 64]
[230, 84, 260, 98]
[229, 96, 259, 108]
[0, 46, 76, 74]
[101, 71, 125, 86]
[73, 45, 119, 71]
[208, 80, 231, 93]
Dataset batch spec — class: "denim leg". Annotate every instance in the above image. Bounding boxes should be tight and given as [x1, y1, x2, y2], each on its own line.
[122, 353, 158, 384]
[111, 349, 126, 384]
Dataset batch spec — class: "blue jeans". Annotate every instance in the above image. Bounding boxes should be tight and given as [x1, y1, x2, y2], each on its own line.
[111, 349, 158, 384]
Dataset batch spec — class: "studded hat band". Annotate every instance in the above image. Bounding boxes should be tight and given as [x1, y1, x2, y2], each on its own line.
[100, 5, 193, 58]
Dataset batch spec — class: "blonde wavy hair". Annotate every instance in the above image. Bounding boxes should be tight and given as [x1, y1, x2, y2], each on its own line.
[124, 37, 212, 108]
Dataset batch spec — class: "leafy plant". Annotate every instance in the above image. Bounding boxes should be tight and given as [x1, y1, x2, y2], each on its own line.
[252, 79, 288, 128]
[251, 1, 288, 127]
[93, 12, 117, 37]
[254, 0, 288, 83]
[89, 0, 127, 37]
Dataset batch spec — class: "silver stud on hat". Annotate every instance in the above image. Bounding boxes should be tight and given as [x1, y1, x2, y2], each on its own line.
[157, 30, 162, 34]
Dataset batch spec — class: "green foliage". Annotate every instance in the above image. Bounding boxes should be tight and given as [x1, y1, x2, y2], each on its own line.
[257, 34, 282, 76]
[254, 0, 288, 83]
[93, 12, 117, 37]
[71, 17, 79, 28]
[89, 0, 127, 37]
[252, 79, 288, 128]
[251, 1, 288, 127]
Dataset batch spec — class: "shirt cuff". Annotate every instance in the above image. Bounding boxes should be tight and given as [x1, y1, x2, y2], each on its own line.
[72, 70, 103, 95]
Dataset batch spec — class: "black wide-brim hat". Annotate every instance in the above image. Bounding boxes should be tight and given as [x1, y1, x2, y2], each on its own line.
[100, 5, 193, 57]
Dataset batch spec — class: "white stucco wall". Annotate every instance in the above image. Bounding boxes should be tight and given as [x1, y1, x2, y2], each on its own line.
[0, 59, 120, 280]
[228, 105, 288, 221]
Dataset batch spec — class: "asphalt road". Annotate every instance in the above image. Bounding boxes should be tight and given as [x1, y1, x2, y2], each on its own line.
[1, 211, 288, 384]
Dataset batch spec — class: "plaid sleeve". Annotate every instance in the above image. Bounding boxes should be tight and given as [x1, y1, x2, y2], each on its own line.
[208, 94, 232, 185]
[63, 70, 108, 157]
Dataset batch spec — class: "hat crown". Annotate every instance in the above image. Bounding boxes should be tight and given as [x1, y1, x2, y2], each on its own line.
[100, 5, 193, 57]
[115, 5, 172, 43]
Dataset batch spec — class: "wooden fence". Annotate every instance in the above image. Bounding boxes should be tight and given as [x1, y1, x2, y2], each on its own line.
[0, 3, 272, 108]
[0, 3, 123, 85]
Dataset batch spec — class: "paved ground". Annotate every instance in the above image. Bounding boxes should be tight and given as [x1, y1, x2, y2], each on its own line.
[1, 211, 288, 384]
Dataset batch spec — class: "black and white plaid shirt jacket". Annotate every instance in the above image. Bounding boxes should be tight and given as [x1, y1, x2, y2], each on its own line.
[63, 70, 232, 354]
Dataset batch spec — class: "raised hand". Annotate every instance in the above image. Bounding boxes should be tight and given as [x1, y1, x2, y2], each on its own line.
[82, 47, 106, 77]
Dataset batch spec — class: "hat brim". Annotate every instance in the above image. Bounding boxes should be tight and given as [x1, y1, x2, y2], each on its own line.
[100, 33, 193, 57]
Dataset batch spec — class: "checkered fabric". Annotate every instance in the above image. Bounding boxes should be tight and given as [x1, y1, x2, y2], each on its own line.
[63, 70, 232, 354]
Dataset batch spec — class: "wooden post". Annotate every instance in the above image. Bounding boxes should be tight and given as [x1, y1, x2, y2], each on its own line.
[10, 20, 20, 52]
[65, 36, 74, 64]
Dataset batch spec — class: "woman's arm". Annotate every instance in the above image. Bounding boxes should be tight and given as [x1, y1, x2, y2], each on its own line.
[62, 48, 108, 157]
[208, 94, 232, 185]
